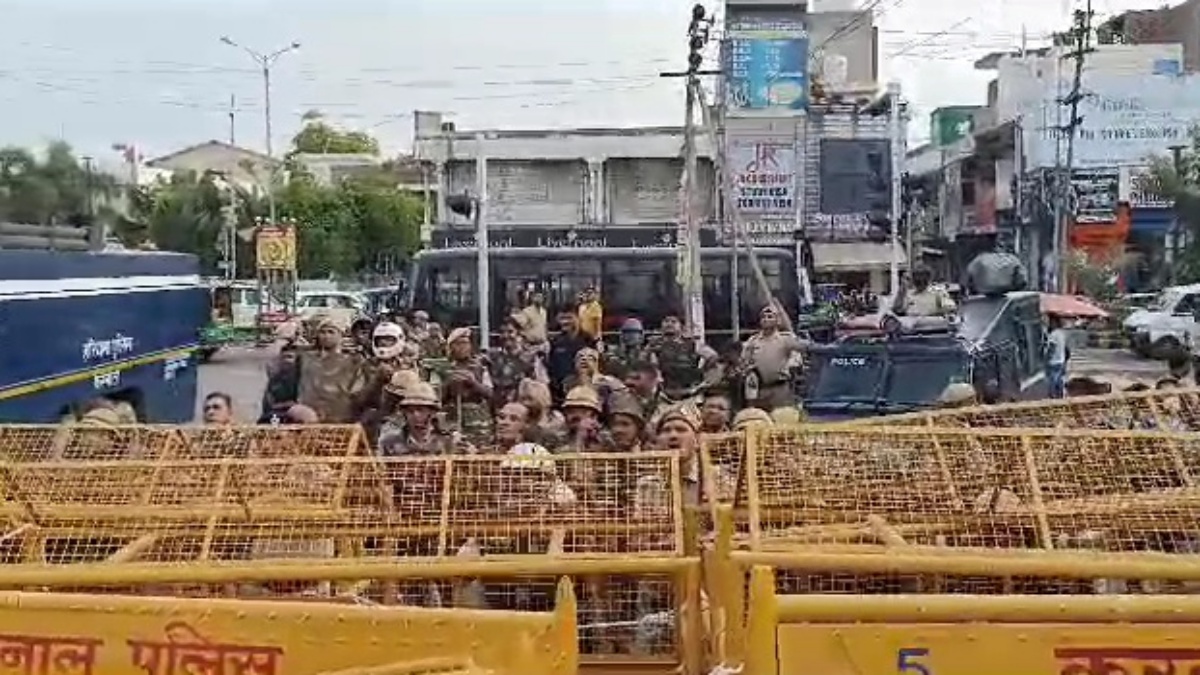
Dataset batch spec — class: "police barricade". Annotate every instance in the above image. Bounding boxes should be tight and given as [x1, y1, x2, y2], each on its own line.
[0, 584, 574, 675]
[0, 449, 702, 675]
[844, 387, 1200, 431]
[0, 424, 370, 462]
[702, 425, 1200, 671]
[317, 657, 498, 675]
[735, 560, 1200, 675]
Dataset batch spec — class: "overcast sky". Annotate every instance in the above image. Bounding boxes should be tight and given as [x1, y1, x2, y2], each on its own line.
[0, 0, 1165, 170]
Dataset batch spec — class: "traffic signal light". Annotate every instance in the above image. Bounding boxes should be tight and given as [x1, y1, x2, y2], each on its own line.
[688, 4, 708, 73]
[445, 193, 476, 219]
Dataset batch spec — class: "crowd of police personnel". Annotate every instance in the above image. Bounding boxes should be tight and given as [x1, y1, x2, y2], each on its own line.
[220, 288, 817, 472]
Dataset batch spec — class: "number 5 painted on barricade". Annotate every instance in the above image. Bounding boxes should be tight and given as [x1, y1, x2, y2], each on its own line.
[898, 648, 931, 675]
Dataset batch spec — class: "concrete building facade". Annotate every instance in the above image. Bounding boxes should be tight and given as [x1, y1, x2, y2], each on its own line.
[905, 42, 1194, 291]
[411, 111, 717, 238]
[1105, 0, 1200, 73]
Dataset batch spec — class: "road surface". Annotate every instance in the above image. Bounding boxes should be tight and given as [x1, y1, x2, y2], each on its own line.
[195, 346, 1171, 423]
[195, 346, 273, 422]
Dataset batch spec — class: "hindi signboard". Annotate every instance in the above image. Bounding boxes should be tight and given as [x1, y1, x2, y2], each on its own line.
[1071, 167, 1120, 223]
[778, 623, 1200, 675]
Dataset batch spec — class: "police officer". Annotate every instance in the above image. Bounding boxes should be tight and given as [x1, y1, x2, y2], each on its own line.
[442, 327, 494, 449]
[740, 305, 808, 411]
[378, 382, 457, 457]
[489, 317, 543, 407]
[892, 266, 955, 317]
[603, 318, 656, 380]
[649, 314, 717, 400]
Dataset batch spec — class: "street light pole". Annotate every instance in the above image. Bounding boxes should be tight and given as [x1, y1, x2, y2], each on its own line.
[219, 36, 300, 230]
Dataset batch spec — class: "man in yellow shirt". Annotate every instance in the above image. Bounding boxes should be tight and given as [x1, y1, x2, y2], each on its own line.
[577, 286, 603, 342]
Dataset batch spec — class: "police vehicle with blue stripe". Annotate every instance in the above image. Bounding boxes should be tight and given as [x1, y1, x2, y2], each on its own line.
[0, 225, 208, 422]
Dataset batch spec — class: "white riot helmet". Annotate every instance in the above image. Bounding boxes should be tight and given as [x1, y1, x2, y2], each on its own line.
[499, 442, 555, 473]
[371, 322, 406, 360]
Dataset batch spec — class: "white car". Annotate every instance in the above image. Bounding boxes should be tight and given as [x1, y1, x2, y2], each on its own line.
[295, 291, 367, 327]
[1123, 284, 1200, 359]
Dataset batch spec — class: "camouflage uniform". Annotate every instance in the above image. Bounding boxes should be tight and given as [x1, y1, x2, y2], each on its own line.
[442, 356, 493, 448]
[297, 351, 366, 423]
[489, 348, 538, 407]
[602, 344, 656, 381]
[377, 418, 456, 457]
[411, 326, 446, 359]
[635, 389, 671, 436]
[650, 337, 703, 398]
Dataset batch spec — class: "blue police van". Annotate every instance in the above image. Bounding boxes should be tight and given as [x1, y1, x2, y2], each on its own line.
[0, 239, 208, 423]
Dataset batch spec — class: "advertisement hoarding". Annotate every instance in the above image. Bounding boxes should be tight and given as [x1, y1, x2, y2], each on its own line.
[723, 16, 809, 115]
[1071, 167, 1120, 223]
[808, 138, 890, 240]
[1119, 165, 1173, 209]
[1023, 73, 1200, 168]
[730, 139, 798, 215]
[726, 137, 799, 246]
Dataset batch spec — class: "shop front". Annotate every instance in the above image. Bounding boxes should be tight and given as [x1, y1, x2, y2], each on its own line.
[1125, 207, 1174, 291]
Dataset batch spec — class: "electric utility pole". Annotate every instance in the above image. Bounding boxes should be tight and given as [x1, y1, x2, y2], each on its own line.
[1054, 2, 1093, 292]
[662, 4, 718, 339]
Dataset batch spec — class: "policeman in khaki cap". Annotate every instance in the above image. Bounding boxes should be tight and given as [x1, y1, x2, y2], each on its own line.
[769, 406, 805, 426]
[559, 386, 606, 453]
[378, 382, 457, 457]
[654, 403, 703, 503]
[607, 391, 646, 452]
[732, 407, 773, 431]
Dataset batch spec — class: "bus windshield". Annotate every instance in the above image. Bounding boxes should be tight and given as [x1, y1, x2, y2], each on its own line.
[406, 247, 798, 337]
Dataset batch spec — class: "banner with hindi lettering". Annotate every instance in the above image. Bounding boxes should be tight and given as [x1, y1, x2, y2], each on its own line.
[777, 623, 1200, 675]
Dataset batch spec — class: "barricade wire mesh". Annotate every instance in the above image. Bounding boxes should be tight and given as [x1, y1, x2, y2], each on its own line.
[774, 568, 1200, 596]
[0, 452, 683, 563]
[847, 388, 1200, 431]
[704, 425, 1200, 599]
[0, 448, 687, 659]
[0, 424, 369, 463]
[749, 427, 1200, 555]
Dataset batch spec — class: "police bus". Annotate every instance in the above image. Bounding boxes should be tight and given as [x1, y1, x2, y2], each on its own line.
[405, 228, 801, 340]
[0, 226, 207, 422]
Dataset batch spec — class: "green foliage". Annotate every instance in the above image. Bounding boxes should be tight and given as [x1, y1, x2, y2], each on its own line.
[0, 141, 117, 225]
[1067, 250, 1128, 302]
[1, 125, 419, 278]
[1139, 126, 1200, 284]
[289, 110, 380, 156]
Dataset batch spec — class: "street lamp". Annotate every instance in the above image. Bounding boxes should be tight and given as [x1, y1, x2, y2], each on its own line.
[219, 36, 300, 229]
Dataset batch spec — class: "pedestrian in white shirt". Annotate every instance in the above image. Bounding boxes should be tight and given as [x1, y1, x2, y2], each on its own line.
[1045, 316, 1070, 398]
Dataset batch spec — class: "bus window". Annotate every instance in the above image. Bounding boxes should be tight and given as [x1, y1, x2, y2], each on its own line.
[543, 262, 600, 316]
[736, 256, 784, 312]
[492, 259, 540, 311]
[432, 264, 475, 309]
[604, 259, 671, 322]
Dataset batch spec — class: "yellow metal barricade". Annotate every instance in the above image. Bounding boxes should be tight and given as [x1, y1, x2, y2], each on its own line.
[0, 444, 704, 675]
[0, 424, 369, 462]
[739, 560, 1200, 675]
[0, 584, 575, 675]
[846, 387, 1200, 431]
[701, 424, 1200, 675]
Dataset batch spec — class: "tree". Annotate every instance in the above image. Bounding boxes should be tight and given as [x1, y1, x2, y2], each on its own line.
[125, 171, 231, 274]
[1140, 126, 1200, 282]
[289, 110, 380, 156]
[0, 141, 116, 226]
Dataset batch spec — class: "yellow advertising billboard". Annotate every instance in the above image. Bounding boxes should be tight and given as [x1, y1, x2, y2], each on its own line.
[777, 624, 1200, 675]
